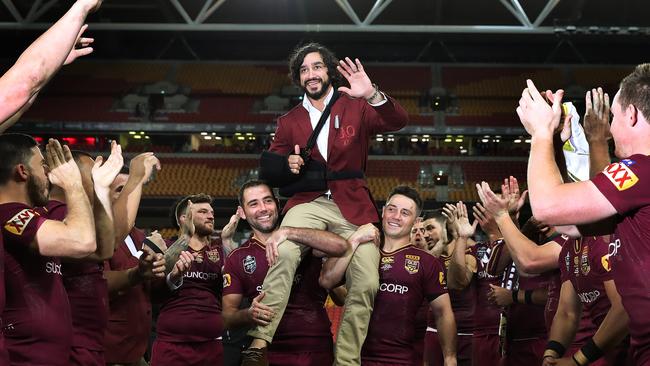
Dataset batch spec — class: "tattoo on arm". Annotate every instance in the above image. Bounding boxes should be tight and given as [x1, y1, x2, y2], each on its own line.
[163, 235, 190, 274]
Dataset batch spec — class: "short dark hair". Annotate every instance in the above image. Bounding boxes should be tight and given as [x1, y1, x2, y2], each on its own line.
[288, 42, 344, 89]
[0, 133, 38, 185]
[619, 63, 650, 122]
[386, 185, 423, 216]
[422, 208, 447, 224]
[171, 193, 213, 228]
[238, 180, 276, 206]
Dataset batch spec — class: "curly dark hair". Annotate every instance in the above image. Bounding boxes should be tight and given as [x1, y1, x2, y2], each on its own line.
[288, 42, 344, 89]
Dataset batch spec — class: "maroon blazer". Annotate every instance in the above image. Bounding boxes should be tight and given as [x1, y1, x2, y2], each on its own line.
[269, 92, 408, 225]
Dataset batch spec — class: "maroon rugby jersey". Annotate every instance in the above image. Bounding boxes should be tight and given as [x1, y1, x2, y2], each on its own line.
[104, 228, 151, 363]
[506, 271, 548, 340]
[1, 202, 72, 365]
[428, 248, 475, 334]
[46, 201, 109, 353]
[362, 245, 447, 364]
[0, 225, 7, 364]
[591, 155, 650, 363]
[222, 237, 332, 352]
[472, 241, 502, 335]
[155, 240, 224, 342]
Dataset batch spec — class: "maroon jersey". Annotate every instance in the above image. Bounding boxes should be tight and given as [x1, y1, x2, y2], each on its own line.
[558, 236, 613, 328]
[43, 201, 109, 354]
[222, 237, 332, 352]
[156, 240, 224, 342]
[104, 228, 151, 363]
[0, 229, 7, 364]
[362, 245, 447, 364]
[507, 268, 548, 340]
[428, 248, 475, 334]
[472, 241, 502, 335]
[591, 155, 650, 362]
[1, 202, 72, 365]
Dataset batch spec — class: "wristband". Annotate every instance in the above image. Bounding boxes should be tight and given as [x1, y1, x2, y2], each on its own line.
[511, 290, 519, 304]
[545, 340, 566, 358]
[365, 83, 381, 103]
[580, 338, 604, 363]
[524, 290, 534, 305]
[573, 353, 586, 366]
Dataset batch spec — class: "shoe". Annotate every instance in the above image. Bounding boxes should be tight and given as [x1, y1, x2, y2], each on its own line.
[241, 347, 268, 366]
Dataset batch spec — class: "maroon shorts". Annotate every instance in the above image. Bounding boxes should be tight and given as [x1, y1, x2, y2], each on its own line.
[472, 334, 500, 366]
[268, 351, 333, 366]
[502, 338, 545, 366]
[424, 330, 472, 366]
[150, 339, 223, 366]
[413, 336, 424, 366]
[69, 346, 104, 366]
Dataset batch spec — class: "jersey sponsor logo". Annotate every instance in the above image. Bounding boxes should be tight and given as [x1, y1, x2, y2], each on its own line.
[223, 273, 231, 288]
[404, 256, 420, 274]
[577, 290, 601, 304]
[243, 255, 256, 274]
[4, 208, 40, 236]
[439, 271, 445, 286]
[574, 256, 580, 275]
[256, 285, 263, 293]
[603, 162, 639, 191]
[608, 239, 621, 258]
[580, 245, 590, 275]
[381, 256, 394, 271]
[379, 282, 409, 294]
[184, 271, 220, 281]
[207, 249, 220, 263]
[45, 261, 62, 275]
[601, 254, 611, 272]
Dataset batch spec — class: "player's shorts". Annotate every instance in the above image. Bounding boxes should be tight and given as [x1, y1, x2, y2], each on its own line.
[69, 346, 104, 366]
[424, 328, 472, 366]
[150, 339, 223, 366]
[472, 333, 500, 366]
[267, 350, 333, 366]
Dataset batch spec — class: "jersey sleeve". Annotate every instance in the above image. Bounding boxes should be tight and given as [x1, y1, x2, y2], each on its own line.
[222, 252, 245, 296]
[422, 255, 448, 302]
[591, 155, 650, 214]
[589, 237, 614, 283]
[1, 203, 47, 248]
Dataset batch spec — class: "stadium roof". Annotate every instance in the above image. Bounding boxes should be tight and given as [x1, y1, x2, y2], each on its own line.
[2, 0, 650, 63]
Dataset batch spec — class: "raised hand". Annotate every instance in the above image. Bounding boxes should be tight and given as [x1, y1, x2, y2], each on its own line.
[476, 181, 509, 219]
[502, 176, 528, 217]
[248, 292, 275, 326]
[64, 24, 94, 65]
[45, 139, 83, 190]
[169, 250, 194, 282]
[221, 207, 242, 253]
[473, 202, 501, 240]
[584, 87, 612, 142]
[451, 202, 477, 239]
[336, 57, 376, 100]
[288, 145, 304, 175]
[137, 245, 166, 280]
[516, 80, 564, 139]
[129, 152, 161, 185]
[91, 140, 123, 190]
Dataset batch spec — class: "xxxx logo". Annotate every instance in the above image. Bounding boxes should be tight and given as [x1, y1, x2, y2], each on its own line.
[4, 209, 39, 235]
[604, 162, 638, 191]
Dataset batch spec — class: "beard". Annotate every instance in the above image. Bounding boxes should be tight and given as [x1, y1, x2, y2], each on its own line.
[303, 77, 331, 100]
[248, 214, 279, 234]
[194, 222, 214, 237]
[27, 174, 49, 207]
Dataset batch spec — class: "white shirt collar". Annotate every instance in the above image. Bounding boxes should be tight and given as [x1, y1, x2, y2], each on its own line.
[302, 86, 334, 112]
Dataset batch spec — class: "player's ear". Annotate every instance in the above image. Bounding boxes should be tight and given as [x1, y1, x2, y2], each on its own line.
[15, 163, 29, 181]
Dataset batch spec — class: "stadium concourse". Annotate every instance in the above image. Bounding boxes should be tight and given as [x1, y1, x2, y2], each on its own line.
[1, 0, 650, 365]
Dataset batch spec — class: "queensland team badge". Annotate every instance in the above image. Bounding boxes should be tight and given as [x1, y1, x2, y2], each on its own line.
[243, 255, 257, 274]
[404, 254, 420, 274]
[207, 249, 220, 263]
